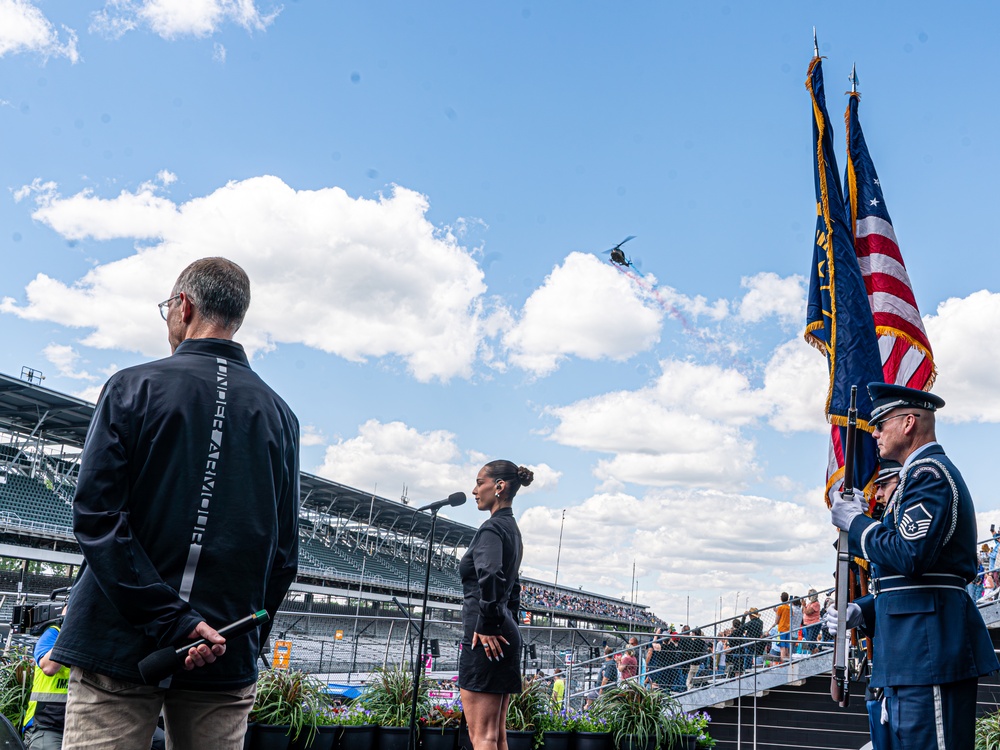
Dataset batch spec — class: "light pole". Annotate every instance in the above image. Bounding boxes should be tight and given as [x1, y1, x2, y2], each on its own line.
[554, 509, 566, 589]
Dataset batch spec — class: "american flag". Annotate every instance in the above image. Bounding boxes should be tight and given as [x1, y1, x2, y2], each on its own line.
[844, 92, 936, 391]
[804, 58, 882, 506]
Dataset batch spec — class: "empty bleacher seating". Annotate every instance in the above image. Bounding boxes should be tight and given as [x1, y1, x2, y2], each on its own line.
[0, 474, 73, 531]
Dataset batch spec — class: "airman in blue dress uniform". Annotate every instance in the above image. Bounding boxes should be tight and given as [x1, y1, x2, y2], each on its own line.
[830, 383, 998, 750]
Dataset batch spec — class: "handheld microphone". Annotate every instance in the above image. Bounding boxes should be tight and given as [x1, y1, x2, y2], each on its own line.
[416, 492, 466, 513]
[137, 609, 270, 685]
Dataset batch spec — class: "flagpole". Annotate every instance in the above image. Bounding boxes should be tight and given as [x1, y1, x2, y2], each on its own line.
[813, 27, 818, 57]
[850, 63, 858, 94]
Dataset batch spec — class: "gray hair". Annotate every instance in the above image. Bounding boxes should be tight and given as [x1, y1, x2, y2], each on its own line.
[172, 257, 250, 331]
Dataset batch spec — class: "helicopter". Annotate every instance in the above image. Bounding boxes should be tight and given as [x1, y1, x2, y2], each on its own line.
[602, 235, 637, 268]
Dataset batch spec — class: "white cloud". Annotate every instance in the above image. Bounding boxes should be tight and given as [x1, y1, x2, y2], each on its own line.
[29, 181, 179, 241]
[316, 419, 560, 504]
[503, 253, 664, 375]
[518, 486, 831, 623]
[0, 0, 78, 62]
[300, 425, 326, 447]
[42, 344, 98, 381]
[761, 337, 830, 433]
[545, 360, 769, 488]
[212, 41, 226, 63]
[738, 272, 806, 327]
[72, 384, 104, 404]
[4, 174, 490, 382]
[924, 290, 1000, 423]
[91, 0, 279, 40]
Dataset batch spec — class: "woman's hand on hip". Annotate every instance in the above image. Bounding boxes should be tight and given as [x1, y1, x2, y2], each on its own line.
[472, 632, 510, 661]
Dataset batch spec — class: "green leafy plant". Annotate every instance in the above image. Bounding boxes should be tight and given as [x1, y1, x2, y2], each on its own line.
[506, 678, 549, 731]
[0, 648, 33, 730]
[977, 710, 1000, 750]
[251, 668, 330, 745]
[593, 680, 681, 750]
[671, 711, 715, 749]
[360, 665, 430, 727]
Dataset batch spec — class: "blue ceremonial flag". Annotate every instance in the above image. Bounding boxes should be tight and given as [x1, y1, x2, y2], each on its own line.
[803, 57, 882, 504]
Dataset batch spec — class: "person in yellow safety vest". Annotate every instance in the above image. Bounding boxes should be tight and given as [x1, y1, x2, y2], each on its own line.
[551, 668, 565, 706]
[24, 606, 69, 750]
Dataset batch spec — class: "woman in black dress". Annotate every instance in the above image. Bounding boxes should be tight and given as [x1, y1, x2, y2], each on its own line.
[459, 460, 532, 750]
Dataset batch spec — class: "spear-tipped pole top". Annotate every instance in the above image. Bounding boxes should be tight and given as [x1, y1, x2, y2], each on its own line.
[813, 27, 819, 57]
[850, 63, 859, 93]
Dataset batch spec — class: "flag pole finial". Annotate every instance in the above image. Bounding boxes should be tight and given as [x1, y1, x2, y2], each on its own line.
[813, 27, 819, 57]
[850, 63, 859, 93]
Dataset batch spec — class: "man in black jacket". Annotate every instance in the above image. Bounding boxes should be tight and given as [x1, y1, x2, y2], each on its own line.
[52, 258, 299, 750]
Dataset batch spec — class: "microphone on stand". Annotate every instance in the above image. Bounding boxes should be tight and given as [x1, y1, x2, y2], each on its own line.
[416, 492, 466, 513]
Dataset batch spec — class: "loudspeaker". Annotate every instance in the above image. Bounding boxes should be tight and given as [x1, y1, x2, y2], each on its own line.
[430, 639, 440, 657]
[590, 647, 600, 659]
[528, 644, 537, 659]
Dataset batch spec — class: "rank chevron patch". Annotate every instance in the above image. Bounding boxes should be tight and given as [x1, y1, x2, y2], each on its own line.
[899, 502, 934, 541]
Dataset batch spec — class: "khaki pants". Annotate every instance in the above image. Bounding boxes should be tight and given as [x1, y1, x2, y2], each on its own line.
[62, 668, 255, 750]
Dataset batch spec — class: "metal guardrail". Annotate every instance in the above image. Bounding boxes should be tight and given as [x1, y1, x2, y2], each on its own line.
[0, 512, 73, 539]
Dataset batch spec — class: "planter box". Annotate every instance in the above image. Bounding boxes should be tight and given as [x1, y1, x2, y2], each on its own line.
[250, 724, 292, 750]
[506, 729, 535, 750]
[422, 726, 458, 750]
[542, 731, 572, 750]
[575, 732, 612, 750]
[289, 725, 338, 750]
[339, 725, 377, 750]
[378, 726, 410, 750]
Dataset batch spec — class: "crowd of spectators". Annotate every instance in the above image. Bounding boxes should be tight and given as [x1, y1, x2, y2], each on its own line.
[520, 584, 660, 624]
[972, 530, 1000, 603]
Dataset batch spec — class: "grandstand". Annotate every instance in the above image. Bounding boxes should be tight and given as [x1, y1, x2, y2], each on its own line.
[0, 370, 659, 678]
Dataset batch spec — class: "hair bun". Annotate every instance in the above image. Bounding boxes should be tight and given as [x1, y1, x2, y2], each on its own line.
[517, 466, 534, 487]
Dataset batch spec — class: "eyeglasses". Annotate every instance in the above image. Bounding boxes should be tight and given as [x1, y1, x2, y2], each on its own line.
[871, 413, 918, 432]
[158, 294, 181, 321]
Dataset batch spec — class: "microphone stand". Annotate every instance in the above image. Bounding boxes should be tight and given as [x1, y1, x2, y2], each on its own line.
[407, 505, 441, 750]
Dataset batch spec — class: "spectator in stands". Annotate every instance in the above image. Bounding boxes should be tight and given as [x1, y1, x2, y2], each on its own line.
[600, 647, 617, 693]
[713, 629, 728, 676]
[726, 618, 745, 676]
[743, 608, 765, 668]
[775, 592, 791, 662]
[971, 545, 990, 601]
[618, 648, 638, 682]
[685, 628, 710, 690]
[819, 596, 833, 645]
[646, 630, 670, 691]
[628, 636, 646, 685]
[459, 461, 532, 750]
[551, 669, 565, 706]
[802, 591, 821, 654]
[52, 258, 300, 750]
[789, 596, 803, 654]
[663, 629, 686, 692]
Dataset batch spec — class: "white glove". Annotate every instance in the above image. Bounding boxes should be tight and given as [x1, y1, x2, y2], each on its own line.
[824, 602, 863, 637]
[831, 491, 866, 530]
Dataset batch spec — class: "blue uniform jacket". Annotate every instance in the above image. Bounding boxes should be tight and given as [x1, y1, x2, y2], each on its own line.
[847, 444, 998, 687]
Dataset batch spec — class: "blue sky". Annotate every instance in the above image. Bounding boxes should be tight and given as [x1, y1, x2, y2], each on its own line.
[2, 1, 999, 624]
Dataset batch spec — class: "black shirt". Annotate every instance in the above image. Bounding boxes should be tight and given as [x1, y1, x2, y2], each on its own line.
[51, 338, 299, 689]
[459, 507, 522, 638]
